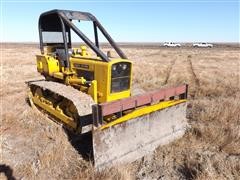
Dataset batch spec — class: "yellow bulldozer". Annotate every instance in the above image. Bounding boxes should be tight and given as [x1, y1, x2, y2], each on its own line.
[28, 9, 188, 170]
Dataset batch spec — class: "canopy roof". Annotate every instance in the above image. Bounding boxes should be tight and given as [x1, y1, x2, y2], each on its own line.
[38, 9, 127, 63]
[40, 9, 97, 22]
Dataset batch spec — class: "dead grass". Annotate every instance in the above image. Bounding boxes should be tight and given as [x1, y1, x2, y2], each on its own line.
[1, 43, 240, 179]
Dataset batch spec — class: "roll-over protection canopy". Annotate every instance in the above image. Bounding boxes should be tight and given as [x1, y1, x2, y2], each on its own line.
[38, 9, 127, 63]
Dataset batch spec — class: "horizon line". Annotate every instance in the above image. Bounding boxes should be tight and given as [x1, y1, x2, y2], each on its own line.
[1, 41, 239, 44]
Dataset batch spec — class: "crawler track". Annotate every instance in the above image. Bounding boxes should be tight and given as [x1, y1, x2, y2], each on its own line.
[28, 80, 95, 116]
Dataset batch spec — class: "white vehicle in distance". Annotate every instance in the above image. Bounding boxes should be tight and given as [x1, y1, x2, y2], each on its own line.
[163, 42, 181, 47]
[193, 42, 213, 48]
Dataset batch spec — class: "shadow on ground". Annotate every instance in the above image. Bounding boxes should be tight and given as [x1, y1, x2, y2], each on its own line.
[25, 96, 94, 162]
[64, 128, 94, 162]
[0, 164, 16, 180]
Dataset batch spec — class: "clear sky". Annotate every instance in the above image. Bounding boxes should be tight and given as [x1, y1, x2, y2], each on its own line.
[0, 0, 239, 42]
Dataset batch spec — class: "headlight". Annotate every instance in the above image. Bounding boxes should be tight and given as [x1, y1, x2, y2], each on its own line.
[112, 64, 117, 71]
[122, 64, 127, 70]
[112, 62, 130, 78]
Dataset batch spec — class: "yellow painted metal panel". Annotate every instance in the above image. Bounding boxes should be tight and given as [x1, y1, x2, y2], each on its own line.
[36, 55, 60, 76]
[70, 57, 132, 103]
[53, 72, 64, 80]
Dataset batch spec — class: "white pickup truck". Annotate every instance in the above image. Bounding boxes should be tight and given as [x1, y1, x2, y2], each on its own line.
[193, 42, 213, 48]
[163, 42, 181, 47]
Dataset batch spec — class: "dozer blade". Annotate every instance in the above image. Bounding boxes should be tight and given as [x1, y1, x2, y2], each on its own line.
[92, 85, 188, 170]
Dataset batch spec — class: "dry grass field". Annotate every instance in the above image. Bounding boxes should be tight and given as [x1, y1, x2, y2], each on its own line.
[1, 43, 240, 179]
